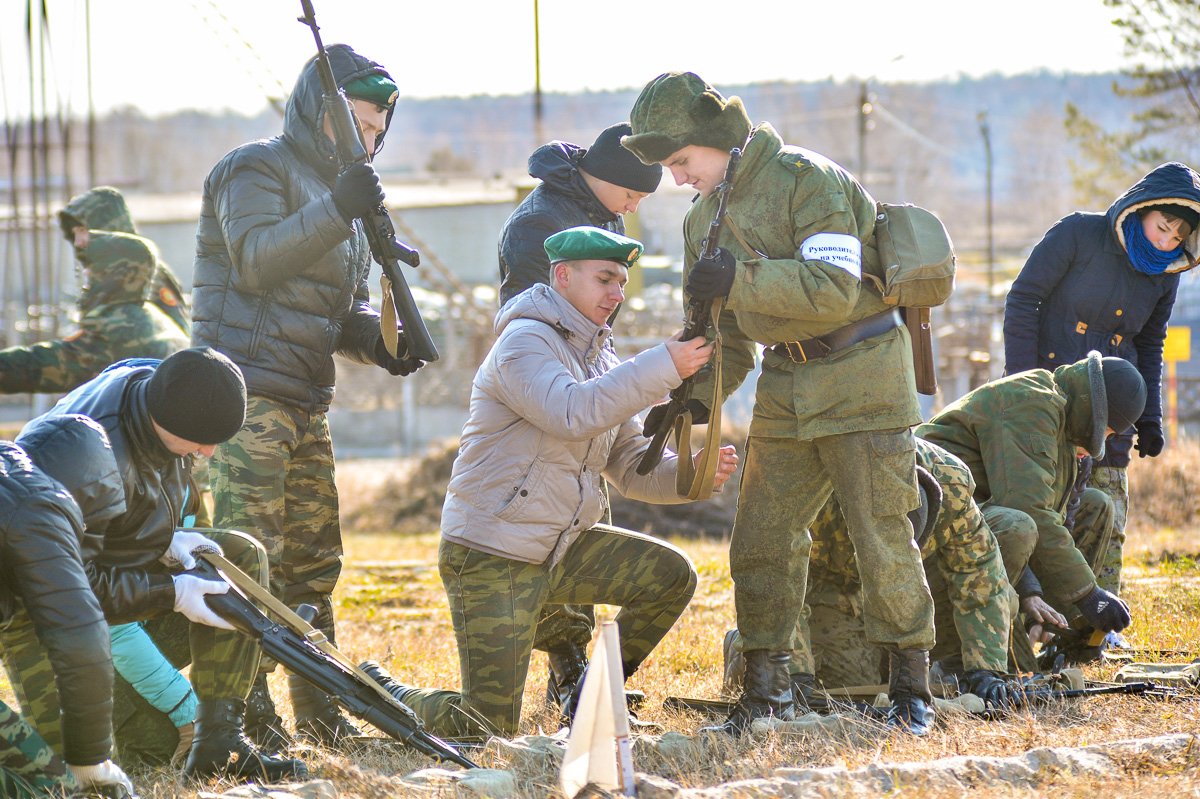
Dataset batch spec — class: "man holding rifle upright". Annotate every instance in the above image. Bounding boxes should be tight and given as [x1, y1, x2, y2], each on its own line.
[623, 72, 936, 735]
[192, 43, 425, 748]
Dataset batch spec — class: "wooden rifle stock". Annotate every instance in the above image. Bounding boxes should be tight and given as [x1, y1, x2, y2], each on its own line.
[297, 0, 438, 362]
[635, 148, 741, 476]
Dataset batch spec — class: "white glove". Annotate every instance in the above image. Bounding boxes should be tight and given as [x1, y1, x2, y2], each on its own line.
[172, 573, 235, 630]
[68, 760, 135, 797]
[161, 530, 223, 570]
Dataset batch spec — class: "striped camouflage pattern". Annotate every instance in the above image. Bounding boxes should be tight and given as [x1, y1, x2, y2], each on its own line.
[395, 526, 697, 737]
[210, 396, 342, 641]
[0, 700, 75, 799]
[0, 529, 266, 763]
[59, 185, 191, 334]
[0, 231, 189, 395]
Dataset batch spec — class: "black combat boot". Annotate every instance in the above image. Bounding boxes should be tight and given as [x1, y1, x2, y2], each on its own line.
[790, 671, 817, 714]
[289, 675, 363, 746]
[549, 643, 646, 724]
[886, 648, 936, 735]
[244, 673, 291, 753]
[703, 650, 795, 735]
[183, 698, 308, 781]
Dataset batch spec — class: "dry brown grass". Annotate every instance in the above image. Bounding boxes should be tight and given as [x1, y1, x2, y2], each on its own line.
[5, 444, 1200, 797]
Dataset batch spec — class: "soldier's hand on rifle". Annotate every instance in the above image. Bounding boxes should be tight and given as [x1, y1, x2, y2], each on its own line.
[333, 163, 384, 223]
[172, 573, 236, 630]
[964, 669, 1025, 709]
[698, 444, 739, 492]
[686, 248, 736, 300]
[1075, 585, 1131, 633]
[161, 530, 223, 571]
[68, 760, 136, 799]
[374, 338, 425, 376]
[666, 335, 714, 379]
[1135, 420, 1165, 458]
[1021, 595, 1068, 645]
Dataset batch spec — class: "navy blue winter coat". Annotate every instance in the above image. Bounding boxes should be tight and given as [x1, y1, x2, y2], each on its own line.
[1003, 162, 1200, 466]
[497, 142, 623, 305]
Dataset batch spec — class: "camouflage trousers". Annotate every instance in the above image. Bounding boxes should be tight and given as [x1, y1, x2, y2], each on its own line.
[0, 529, 265, 765]
[1087, 466, 1128, 595]
[211, 395, 343, 648]
[0, 700, 74, 799]
[396, 526, 697, 738]
[731, 430, 934, 653]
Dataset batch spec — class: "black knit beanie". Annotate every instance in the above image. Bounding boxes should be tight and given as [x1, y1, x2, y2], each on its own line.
[1144, 203, 1200, 234]
[578, 123, 663, 193]
[1100, 356, 1147, 434]
[146, 347, 247, 445]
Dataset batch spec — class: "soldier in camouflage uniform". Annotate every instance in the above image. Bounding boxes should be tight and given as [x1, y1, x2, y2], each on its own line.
[917, 353, 1147, 650]
[796, 439, 1024, 708]
[624, 72, 936, 734]
[387, 227, 734, 738]
[0, 417, 135, 798]
[192, 46, 427, 746]
[0, 230, 188, 394]
[58, 185, 191, 334]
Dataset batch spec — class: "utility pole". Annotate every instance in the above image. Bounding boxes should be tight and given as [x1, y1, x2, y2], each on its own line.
[977, 110, 995, 296]
[858, 81, 872, 180]
[533, 0, 544, 148]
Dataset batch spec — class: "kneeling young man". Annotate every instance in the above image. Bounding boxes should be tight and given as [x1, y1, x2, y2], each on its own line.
[395, 226, 737, 738]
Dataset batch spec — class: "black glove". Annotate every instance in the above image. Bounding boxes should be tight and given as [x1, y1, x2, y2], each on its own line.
[1075, 586, 1131, 633]
[641, 399, 710, 438]
[1135, 419, 1165, 458]
[332, 163, 384, 223]
[964, 669, 1024, 709]
[374, 339, 425, 377]
[685, 248, 736, 301]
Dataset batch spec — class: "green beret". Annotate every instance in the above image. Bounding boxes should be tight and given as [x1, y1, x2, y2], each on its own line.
[622, 71, 751, 165]
[544, 226, 643, 268]
[343, 73, 399, 109]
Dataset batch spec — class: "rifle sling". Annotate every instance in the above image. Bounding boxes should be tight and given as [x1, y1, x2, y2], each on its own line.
[674, 298, 724, 500]
[380, 275, 401, 357]
[198, 551, 407, 713]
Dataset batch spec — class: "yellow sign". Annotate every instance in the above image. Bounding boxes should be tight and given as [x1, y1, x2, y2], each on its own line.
[1164, 326, 1191, 362]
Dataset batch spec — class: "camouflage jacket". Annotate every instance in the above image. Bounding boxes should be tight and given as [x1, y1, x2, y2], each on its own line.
[59, 186, 191, 334]
[687, 124, 920, 439]
[917, 359, 1101, 608]
[0, 232, 189, 395]
[809, 438, 1012, 671]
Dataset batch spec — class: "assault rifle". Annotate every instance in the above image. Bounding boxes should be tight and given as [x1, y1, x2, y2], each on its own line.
[636, 146, 741, 475]
[297, 0, 439, 363]
[194, 557, 477, 768]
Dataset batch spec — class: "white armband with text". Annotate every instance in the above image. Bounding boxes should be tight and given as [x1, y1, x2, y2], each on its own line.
[800, 233, 862, 279]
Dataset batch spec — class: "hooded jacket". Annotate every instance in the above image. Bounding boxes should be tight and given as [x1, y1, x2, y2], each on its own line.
[1003, 162, 1200, 466]
[441, 284, 685, 565]
[0, 416, 125, 765]
[917, 357, 1108, 609]
[192, 44, 390, 414]
[0, 231, 189, 394]
[19, 361, 191, 623]
[59, 186, 191, 334]
[497, 142, 623, 305]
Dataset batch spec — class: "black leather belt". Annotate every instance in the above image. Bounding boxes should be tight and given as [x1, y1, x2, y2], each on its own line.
[769, 309, 902, 364]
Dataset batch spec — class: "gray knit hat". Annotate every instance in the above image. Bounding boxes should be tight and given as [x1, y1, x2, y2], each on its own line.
[622, 72, 751, 165]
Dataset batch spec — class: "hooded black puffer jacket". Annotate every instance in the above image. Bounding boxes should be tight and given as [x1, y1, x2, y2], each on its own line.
[192, 44, 389, 414]
[1004, 161, 1200, 465]
[0, 416, 125, 765]
[497, 142, 623, 305]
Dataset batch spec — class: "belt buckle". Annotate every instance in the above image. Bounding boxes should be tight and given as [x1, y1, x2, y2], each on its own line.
[784, 341, 808, 364]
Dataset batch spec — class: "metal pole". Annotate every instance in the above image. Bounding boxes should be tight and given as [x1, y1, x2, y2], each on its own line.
[86, 0, 96, 185]
[533, 0, 544, 147]
[978, 110, 995, 297]
[858, 81, 870, 179]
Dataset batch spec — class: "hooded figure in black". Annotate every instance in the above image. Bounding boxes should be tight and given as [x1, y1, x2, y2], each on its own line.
[1003, 161, 1200, 604]
[192, 43, 421, 749]
[0, 415, 134, 798]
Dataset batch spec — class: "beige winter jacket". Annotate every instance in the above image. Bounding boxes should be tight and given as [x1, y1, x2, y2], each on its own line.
[441, 284, 688, 565]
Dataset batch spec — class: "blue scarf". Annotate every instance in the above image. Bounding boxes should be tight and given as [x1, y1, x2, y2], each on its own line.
[1123, 213, 1183, 275]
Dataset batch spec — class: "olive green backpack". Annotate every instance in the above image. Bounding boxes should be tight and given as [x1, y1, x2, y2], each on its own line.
[867, 202, 956, 308]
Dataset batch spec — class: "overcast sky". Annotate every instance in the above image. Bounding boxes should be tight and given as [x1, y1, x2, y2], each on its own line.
[0, 0, 1135, 119]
